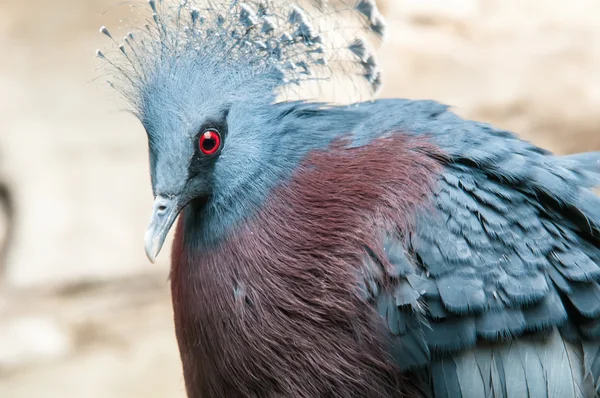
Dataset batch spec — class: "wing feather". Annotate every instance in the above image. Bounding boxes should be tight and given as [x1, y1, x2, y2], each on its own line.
[354, 100, 600, 395]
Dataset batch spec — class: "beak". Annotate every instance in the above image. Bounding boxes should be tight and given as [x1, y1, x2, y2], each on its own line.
[144, 195, 181, 263]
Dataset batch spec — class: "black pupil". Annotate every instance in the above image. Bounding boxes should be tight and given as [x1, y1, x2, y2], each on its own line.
[202, 136, 216, 152]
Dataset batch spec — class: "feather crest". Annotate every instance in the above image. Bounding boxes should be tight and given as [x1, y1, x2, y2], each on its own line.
[96, 0, 387, 111]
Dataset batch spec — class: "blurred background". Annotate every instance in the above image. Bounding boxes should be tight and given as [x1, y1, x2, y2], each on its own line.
[0, 0, 599, 396]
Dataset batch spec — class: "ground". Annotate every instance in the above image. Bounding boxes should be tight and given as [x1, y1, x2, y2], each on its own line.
[1, 0, 600, 396]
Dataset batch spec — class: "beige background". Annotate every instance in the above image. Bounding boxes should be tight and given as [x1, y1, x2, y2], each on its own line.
[0, 0, 599, 396]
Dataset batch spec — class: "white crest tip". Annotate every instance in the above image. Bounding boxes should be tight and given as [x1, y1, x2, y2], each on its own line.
[99, 26, 113, 39]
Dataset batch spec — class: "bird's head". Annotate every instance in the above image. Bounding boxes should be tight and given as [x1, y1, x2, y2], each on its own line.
[97, 0, 386, 262]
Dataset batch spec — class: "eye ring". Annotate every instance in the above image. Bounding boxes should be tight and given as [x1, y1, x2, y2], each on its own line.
[199, 129, 221, 155]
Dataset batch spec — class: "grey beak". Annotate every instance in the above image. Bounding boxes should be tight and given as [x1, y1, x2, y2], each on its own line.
[144, 195, 181, 263]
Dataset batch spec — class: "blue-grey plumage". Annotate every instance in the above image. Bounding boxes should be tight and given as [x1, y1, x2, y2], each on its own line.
[99, 1, 600, 397]
[355, 103, 600, 396]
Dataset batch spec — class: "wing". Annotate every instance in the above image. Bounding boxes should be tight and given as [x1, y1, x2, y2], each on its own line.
[356, 100, 600, 397]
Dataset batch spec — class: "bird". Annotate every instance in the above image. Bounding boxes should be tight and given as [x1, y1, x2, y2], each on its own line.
[98, 1, 600, 397]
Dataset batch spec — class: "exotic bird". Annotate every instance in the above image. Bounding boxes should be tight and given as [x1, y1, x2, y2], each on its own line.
[98, 1, 600, 397]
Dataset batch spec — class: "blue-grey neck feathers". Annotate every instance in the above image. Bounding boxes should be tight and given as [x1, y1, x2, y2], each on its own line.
[96, 0, 387, 112]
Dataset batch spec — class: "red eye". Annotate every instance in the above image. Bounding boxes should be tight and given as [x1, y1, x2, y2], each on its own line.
[199, 130, 221, 155]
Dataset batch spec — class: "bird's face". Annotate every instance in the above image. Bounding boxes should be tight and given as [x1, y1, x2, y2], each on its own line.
[141, 68, 279, 262]
[143, 109, 227, 262]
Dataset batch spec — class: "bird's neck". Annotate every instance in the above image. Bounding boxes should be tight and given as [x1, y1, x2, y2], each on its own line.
[188, 107, 361, 245]
[184, 144, 309, 245]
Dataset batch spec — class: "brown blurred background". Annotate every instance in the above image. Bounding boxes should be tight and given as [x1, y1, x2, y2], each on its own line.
[0, 0, 599, 396]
